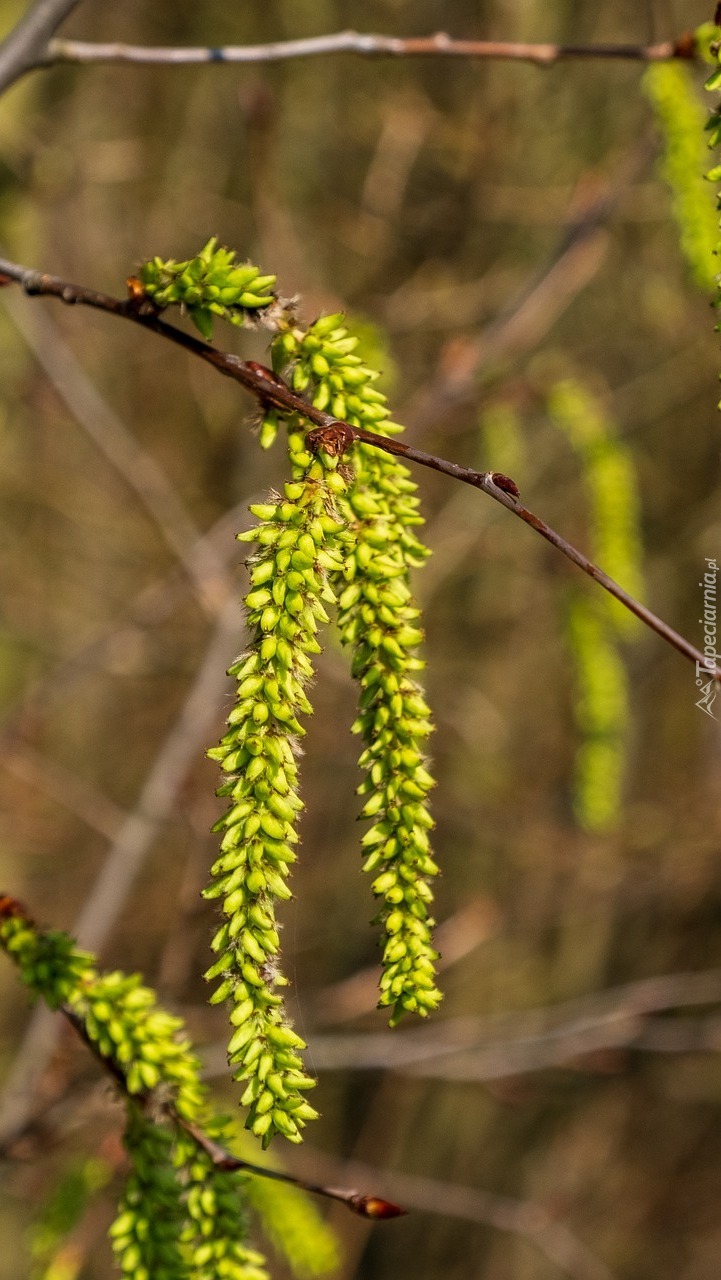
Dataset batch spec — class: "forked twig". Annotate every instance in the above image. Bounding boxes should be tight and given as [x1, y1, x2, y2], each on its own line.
[0, 255, 717, 683]
[0, 0, 83, 93]
[0, 893, 404, 1219]
[176, 1116, 405, 1219]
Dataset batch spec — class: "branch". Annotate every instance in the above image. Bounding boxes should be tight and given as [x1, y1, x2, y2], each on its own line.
[42, 30, 697, 70]
[294, 1151, 617, 1280]
[0, 0, 83, 93]
[202, 967, 721, 1081]
[0, 495, 251, 765]
[0, 255, 717, 683]
[404, 143, 651, 426]
[79, 1028, 402, 1220]
[176, 1116, 405, 1220]
[0, 893, 404, 1218]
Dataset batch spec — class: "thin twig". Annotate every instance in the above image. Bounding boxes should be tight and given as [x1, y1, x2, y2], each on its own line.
[0, 741, 125, 841]
[0, 0, 83, 93]
[405, 142, 652, 427]
[43, 30, 696, 70]
[0, 894, 404, 1218]
[203, 967, 721, 1081]
[0, 494, 250, 762]
[176, 1116, 405, 1220]
[294, 1151, 617, 1280]
[203, 1010, 721, 1079]
[0, 255, 715, 681]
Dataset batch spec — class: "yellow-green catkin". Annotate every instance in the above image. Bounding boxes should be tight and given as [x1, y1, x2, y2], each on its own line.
[547, 379, 643, 833]
[0, 908, 271, 1280]
[643, 61, 718, 291]
[205, 448, 348, 1144]
[176, 1131, 270, 1280]
[138, 238, 280, 340]
[111, 1109, 188, 1280]
[564, 594, 630, 833]
[702, 25, 721, 409]
[272, 316, 441, 1027]
[547, 380, 643, 638]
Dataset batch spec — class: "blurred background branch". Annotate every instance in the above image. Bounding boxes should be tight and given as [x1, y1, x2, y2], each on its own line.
[42, 31, 696, 71]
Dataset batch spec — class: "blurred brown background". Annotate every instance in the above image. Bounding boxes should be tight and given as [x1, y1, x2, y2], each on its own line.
[0, 1, 720, 1277]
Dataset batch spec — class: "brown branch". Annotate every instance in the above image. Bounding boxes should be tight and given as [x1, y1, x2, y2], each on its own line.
[0, 255, 717, 683]
[292, 1150, 617, 1280]
[404, 143, 652, 428]
[176, 1116, 405, 1220]
[0, 893, 403, 1218]
[42, 30, 697, 70]
[202, 967, 721, 1082]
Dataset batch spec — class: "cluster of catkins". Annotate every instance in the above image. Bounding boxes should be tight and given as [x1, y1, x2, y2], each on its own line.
[201, 291, 442, 1144]
[0, 902, 271, 1280]
[642, 60, 718, 292]
[6, 242, 443, 1174]
[138, 237, 278, 340]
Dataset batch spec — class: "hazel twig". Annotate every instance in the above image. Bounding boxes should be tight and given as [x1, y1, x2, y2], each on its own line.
[0, 255, 716, 683]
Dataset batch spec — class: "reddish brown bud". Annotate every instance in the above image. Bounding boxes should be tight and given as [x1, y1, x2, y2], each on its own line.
[490, 472, 520, 498]
[306, 421, 355, 457]
[673, 31, 697, 60]
[0, 894, 25, 920]
[347, 1194, 407, 1219]
[124, 277, 162, 318]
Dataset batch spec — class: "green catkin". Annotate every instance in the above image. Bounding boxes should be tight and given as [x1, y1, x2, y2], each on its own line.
[547, 379, 642, 834]
[138, 239, 280, 340]
[547, 380, 643, 638]
[272, 316, 441, 1027]
[177, 1130, 270, 1280]
[111, 1109, 187, 1280]
[643, 62, 718, 292]
[0, 908, 272, 1280]
[564, 595, 630, 834]
[204, 448, 349, 1143]
[703, 25, 721, 411]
